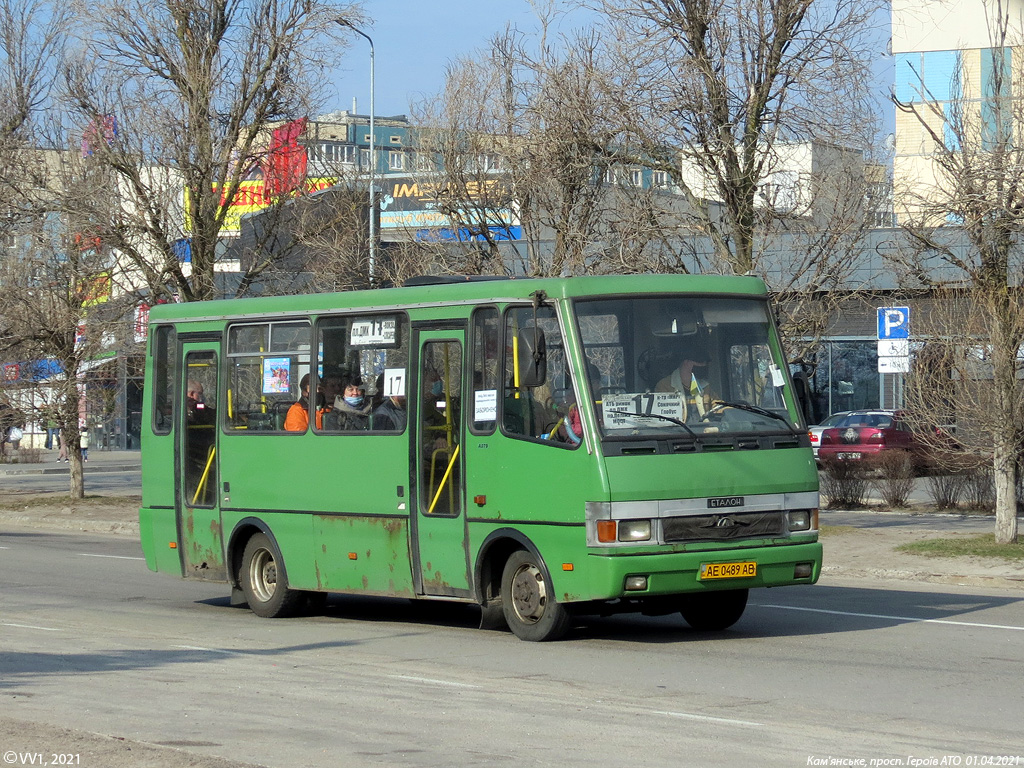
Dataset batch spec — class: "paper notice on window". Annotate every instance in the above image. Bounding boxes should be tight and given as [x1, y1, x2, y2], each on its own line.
[474, 389, 497, 422]
[602, 392, 685, 429]
[383, 368, 406, 397]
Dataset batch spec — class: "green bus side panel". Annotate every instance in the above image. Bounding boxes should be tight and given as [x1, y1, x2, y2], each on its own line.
[218, 433, 408, 517]
[313, 515, 414, 596]
[464, 435, 604, 525]
[140, 432, 175, 513]
[220, 510, 316, 588]
[603, 448, 819, 502]
[139, 506, 181, 575]
[218, 434, 411, 592]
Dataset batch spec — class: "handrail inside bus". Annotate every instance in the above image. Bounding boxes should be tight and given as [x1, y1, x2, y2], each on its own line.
[427, 444, 460, 515]
[192, 446, 216, 506]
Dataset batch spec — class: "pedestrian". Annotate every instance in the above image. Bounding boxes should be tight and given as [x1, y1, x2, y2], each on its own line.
[58, 429, 68, 462]
[45, 413, 59, 450]
[80, 427, 89, 462]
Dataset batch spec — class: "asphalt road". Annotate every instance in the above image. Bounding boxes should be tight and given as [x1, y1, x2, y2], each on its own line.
[2, 528, 1023, 767]
[0, 468, 142, 497]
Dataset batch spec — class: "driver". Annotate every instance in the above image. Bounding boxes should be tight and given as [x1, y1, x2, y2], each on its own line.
[655, 346, 713, 421]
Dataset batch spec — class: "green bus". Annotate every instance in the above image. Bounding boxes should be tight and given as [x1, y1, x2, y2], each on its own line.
[140, 274, 821, 641]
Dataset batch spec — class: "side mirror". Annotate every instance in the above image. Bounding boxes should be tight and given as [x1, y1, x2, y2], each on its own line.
[516, 327, 547, 387]
[790, 362, 814, 425]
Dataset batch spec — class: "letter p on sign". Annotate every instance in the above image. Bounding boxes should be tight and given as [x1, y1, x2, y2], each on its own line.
[877, 306, 910, 340]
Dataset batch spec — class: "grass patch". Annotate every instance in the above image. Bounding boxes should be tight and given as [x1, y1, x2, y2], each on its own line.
[896, 534, 1024, 562]
[819, 525, 857, 537]
[0, 494, 141, 511]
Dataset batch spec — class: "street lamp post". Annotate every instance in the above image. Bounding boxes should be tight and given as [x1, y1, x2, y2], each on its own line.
[336, 19, 376, 286]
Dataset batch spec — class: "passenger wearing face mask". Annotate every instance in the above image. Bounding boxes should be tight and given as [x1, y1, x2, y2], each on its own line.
[324, 377, 372, 431]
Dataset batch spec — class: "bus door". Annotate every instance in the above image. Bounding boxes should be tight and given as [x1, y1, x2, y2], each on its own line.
[176, 341, 226, 581]
[412, 327, 471, 597]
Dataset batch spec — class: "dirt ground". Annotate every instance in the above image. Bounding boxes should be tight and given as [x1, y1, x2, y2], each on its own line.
[1, 492, 1022, 768]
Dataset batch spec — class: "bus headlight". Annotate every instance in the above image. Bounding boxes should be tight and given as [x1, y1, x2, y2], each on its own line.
[618, 520, 652, 542]
[788, 509, 817, 532]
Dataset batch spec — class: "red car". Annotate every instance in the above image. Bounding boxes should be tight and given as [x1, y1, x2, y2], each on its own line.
[817, 410, 946, 471]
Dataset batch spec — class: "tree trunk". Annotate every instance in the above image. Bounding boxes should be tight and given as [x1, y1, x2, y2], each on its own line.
[992, 439, 1019, 544]
[69, 447, 84, 499]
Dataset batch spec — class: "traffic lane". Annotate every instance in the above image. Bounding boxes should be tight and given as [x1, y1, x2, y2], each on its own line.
[3, 604, 1019, 768]
[822, 508, 1007, 532]
[4, 534, 1024, 742]
[0, 468, 141, 496]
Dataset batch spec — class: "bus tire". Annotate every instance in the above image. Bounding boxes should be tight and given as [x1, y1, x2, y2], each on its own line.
[500, 550, 571, 642]
[239, 533, 303, 618]
[680, 588, 748, 631]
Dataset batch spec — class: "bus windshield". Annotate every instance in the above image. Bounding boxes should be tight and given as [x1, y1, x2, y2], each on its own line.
[574, 295, 799, 438]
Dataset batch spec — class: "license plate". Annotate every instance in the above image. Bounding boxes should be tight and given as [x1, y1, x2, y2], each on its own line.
[837, 452, 862, 460]
[700, 561, 757, 580]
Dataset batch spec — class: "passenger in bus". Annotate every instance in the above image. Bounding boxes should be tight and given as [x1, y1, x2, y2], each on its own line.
[655, 346, 713, 421]
[284, 374, 313, 431]
[315, 374, 343, 428]
[325, 377, 372, 430]
[373, 394, 407, 432]
[186, 379, 216, 427]
[548, 362, 601, 446]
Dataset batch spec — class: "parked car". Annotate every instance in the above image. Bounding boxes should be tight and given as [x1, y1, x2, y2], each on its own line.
[808, 411, 850, 460]
[817, 410, 952, 472]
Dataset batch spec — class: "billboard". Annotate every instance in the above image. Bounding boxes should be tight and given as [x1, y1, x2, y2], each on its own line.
[378, 176, 520, 239]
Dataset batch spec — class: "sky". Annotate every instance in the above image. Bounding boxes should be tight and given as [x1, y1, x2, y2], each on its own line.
[327, 1, 595, 118]
[326, 0, 895, 135]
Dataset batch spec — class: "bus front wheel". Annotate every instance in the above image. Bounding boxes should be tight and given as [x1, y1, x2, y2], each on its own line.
[500, 550, 571, 642]
[239, 533, 303, 618]
[679, 588, 748, 631]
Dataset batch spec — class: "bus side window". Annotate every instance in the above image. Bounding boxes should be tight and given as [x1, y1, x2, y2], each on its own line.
[316, 314, 409, 434]
[470, 307, 500, 434]
[225, 321, 310, 432]
[152, 325, 175, 435]
[501, 305, 567, 444]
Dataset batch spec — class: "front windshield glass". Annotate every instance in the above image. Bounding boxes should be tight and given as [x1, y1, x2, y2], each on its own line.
[574, 296, 799, 438]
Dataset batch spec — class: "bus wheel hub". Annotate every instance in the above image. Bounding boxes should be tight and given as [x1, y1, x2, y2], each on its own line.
[510, 564, 547, 624]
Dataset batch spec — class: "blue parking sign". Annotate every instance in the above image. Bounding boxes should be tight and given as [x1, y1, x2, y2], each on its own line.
[877, 307, 910, 339]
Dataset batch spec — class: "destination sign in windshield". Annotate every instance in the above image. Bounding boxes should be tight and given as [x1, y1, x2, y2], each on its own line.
[602, 392, 685, 429]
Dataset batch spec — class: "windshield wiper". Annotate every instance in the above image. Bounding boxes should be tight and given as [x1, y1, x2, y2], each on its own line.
[605, 409, 699, 439]
[707, 401, 797, 431]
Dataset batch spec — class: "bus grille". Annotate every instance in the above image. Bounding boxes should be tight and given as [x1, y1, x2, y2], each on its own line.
[662, 511, 785, 542]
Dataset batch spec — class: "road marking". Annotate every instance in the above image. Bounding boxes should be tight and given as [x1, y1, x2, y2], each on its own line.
[652, 710, 764, 728]
[2, 622, 62, 632]
[173, 645, 240, 655]
[758, 603, 1024, 631]
[387, 674, 480, 689]
[79, 553, 146, 561]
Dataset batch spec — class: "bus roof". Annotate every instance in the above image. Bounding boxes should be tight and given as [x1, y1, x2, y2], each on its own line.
[148, 273, 769, 324]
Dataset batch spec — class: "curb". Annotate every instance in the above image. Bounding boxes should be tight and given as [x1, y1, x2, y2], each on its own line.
[0, 464, 140, 476]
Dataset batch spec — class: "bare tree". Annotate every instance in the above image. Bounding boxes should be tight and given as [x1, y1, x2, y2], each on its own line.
[412, 15, 689, 279]
[61, 0, 364, 303]
[893, 0, 1024, 543]
[0, 151, 131, 496]
[597, 0, 883, 273]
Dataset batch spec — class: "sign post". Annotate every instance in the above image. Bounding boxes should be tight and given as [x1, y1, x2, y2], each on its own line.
[877, 307, 910, 407]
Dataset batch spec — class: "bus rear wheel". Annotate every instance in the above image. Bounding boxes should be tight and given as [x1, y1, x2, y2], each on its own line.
[679, 588, 748, 631]
[239, 533, 303, 618]
[501, 550, 570, 642]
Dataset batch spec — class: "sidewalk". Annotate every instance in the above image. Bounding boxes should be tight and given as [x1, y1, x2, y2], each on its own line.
[0, 449, 141, 476]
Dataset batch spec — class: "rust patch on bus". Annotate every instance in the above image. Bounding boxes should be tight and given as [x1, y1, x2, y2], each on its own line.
[422, 571, 456, 592]
[381, 519, 403, 535]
